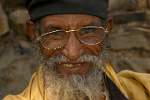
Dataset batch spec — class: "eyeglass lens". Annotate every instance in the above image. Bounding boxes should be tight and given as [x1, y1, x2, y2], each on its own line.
[39, 27, 106, 50]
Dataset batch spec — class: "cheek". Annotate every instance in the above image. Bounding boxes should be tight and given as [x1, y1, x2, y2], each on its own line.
[40, 46, 54, 58]
[82, 44, 102, 55]
[41, 46, 63, 58]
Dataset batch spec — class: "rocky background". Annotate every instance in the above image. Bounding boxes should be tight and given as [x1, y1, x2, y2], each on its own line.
[0, 0, 150, 99]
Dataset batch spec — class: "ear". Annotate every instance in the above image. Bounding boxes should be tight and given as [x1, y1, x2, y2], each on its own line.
[105, 18, 113, 32]
[26, 20, 37, 41]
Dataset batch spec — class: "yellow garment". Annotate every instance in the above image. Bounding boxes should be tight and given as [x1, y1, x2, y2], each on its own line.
[3, 64, 150, 100]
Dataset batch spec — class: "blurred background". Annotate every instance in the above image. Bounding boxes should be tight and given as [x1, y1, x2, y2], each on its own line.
[0, 0, 150, 99]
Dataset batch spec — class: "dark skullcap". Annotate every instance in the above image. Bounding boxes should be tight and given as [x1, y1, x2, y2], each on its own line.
[23, 0, 109, 21]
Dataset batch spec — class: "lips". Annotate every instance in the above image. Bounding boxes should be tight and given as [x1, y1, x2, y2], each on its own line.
[63, 64, 74, 68]
[56, 62, 92, 76]
[58, 62, 88, 68]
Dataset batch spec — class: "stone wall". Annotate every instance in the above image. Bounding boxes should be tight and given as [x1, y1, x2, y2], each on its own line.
[0, 0, 150, 99]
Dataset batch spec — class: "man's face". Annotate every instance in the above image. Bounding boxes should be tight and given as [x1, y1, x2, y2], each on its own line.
[36, 14, 107, 77]
[29, 14, 110, 100]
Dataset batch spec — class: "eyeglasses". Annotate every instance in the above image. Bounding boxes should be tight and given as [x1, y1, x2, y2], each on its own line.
[37, 26, 109, 51]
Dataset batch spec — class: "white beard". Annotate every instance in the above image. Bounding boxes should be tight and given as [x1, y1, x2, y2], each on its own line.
[42, 54, 109, 100]
[44, 68, 109, 100]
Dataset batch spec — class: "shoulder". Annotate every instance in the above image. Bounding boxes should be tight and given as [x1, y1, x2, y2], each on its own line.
[104, 63, 150, 100]
[118, 70, 150, 100]
[3, 66, 45, 100]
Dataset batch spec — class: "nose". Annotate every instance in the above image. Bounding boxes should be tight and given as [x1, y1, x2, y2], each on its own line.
[62, 32, 83, 61]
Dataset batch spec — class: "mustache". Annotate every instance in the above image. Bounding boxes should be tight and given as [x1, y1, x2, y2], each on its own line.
[45, 54, 101, 64]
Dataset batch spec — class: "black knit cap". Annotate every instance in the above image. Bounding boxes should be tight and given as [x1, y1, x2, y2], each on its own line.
[24, 0, 109, 21]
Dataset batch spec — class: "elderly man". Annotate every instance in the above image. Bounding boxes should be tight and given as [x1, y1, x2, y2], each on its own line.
[3, 0, 150, 100]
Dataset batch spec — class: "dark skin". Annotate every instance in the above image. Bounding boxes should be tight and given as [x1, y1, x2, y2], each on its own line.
[27, 14, 112, 77]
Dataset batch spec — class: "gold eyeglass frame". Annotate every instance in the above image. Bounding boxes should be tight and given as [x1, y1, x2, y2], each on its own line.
[36, 26, 109, 51]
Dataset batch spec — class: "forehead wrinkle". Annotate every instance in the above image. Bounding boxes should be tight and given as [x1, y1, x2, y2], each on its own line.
[67, 15, 79, 29]
[67, 15, 99, 29]
[40, 14, 102, 30]
[68, 15, 74, 29]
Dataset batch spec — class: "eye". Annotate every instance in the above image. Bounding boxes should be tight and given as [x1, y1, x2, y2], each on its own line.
[80, 27, 97, 35]
[39, 30, 66, 41]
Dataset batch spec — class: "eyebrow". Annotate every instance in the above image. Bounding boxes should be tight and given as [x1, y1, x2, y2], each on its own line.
[44, 24, 63, 31]
[82, 21, 102, 27]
